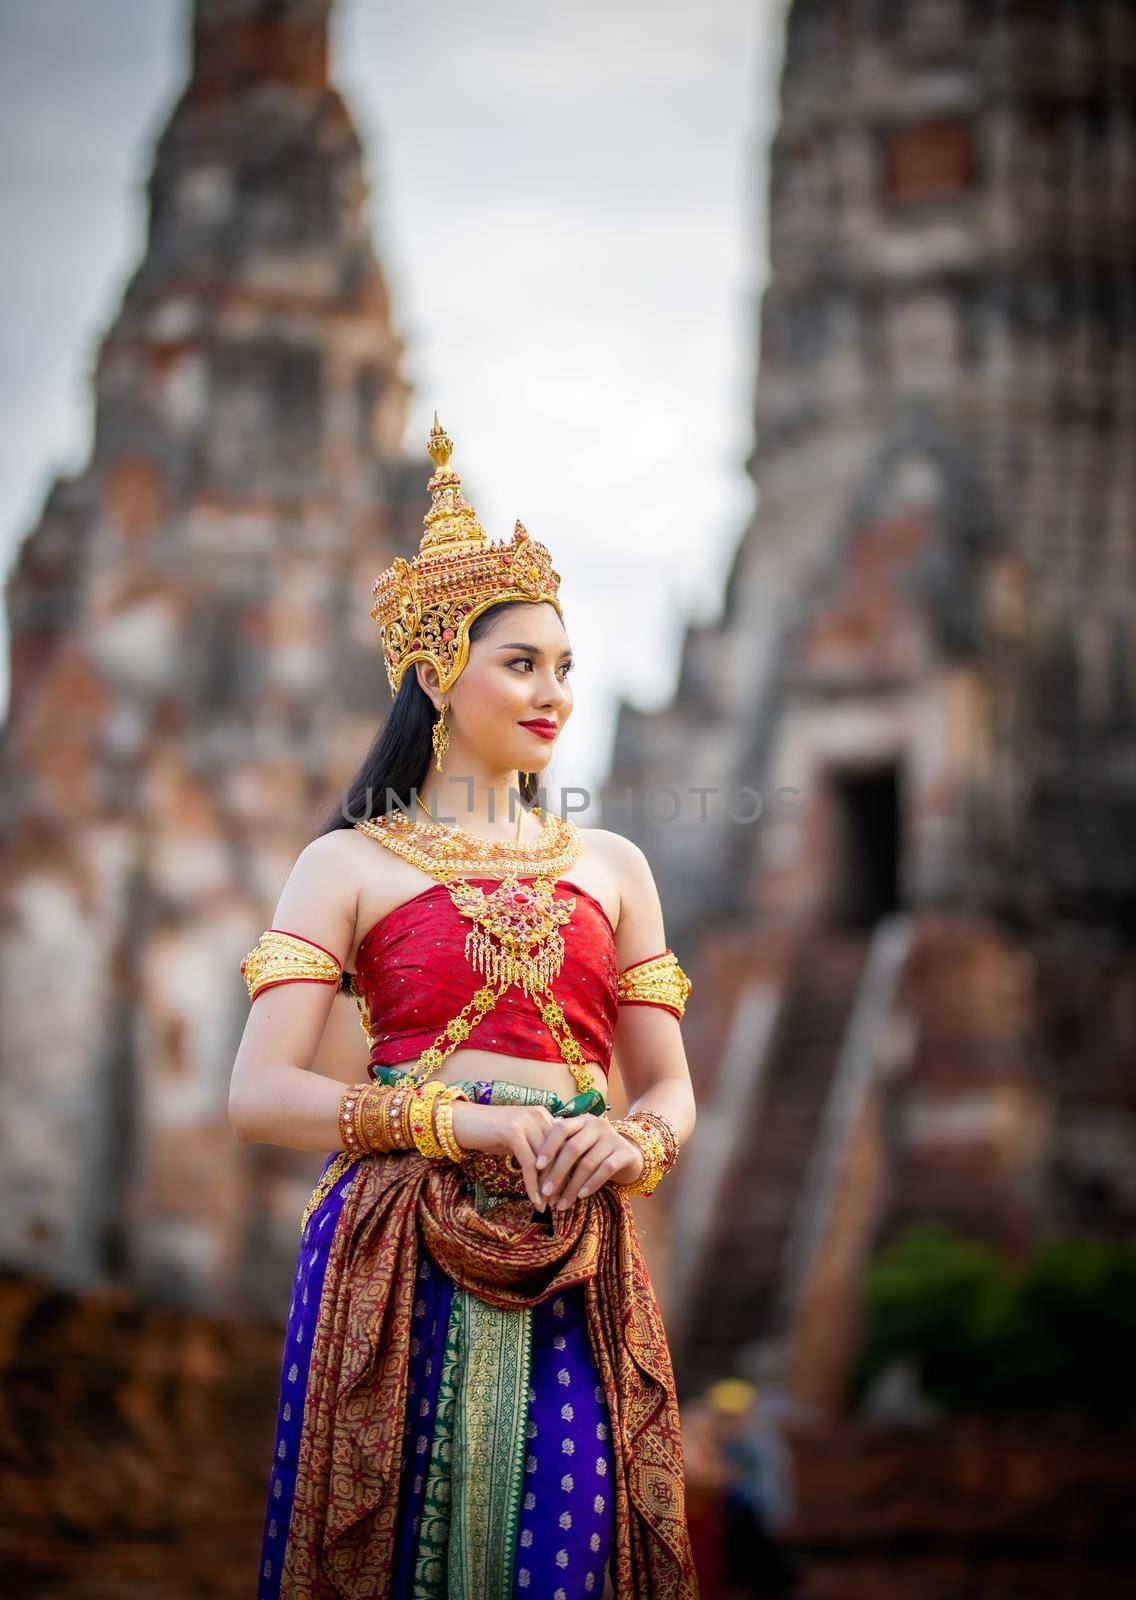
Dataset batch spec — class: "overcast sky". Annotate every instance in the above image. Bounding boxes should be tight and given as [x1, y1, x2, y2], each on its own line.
[0, 0, 786, 802]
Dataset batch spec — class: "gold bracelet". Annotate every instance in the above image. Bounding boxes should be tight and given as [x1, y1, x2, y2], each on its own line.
[394, 1084, 416, 1149]
[357, 1084, 396, 1152]
[381, 1084, 404, 1150]
[611, 1110, 680, 1197]
[353, 1088, 376, 1152]
[338, 1082, 375, 1155]
[433, 1086, 469, 1163]
[408, 1081, 449, 1160]
[636, 1109, 679, 1169]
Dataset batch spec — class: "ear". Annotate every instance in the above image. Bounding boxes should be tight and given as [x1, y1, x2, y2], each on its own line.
[414, 660, 445, 711]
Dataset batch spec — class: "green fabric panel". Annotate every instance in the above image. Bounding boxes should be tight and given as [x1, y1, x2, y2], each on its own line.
[446, 1181, 535, 1600]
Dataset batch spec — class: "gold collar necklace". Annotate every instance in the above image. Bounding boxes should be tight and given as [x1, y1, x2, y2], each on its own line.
[354, 795, 581, 881]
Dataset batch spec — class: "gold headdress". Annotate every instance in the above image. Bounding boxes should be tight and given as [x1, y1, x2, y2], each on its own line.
[371, 413, 563, 697]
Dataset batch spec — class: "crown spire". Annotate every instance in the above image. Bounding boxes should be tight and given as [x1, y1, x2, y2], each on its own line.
[421, 413, 487, 550]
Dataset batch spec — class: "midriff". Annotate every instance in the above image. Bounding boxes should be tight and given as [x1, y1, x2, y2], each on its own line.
[383, 1047, 607, 1102]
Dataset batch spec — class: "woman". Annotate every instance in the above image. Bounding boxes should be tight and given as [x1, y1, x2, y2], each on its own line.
[229, 416, 700, 1599]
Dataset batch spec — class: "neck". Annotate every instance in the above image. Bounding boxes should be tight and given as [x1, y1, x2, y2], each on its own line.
[415, 765, 537, 841]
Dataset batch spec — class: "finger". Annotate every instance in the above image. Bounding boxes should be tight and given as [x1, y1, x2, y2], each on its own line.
[535, 1121, 570, 1182]
[576, 1150, 623, 1199]
[525, 1109, 557, 1166]
[523, 1113, 558, 1208]
[544, 1122, 596, 1201]
[511, 1133, 545, 1212]
[558, 1149, 621, 1208]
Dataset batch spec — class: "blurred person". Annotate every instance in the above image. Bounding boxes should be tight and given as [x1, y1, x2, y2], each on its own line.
[707, 1378, 803, 1599]
[228, 417, 701, 1597]
[681, 1394, 734, 1593]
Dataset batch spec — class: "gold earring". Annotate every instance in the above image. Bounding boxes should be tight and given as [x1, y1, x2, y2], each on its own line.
[432, 700, 450, 772]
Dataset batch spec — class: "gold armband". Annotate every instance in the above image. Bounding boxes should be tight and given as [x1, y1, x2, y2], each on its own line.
[615, 948, 692, 1020]
[240, 928, 343, 1003]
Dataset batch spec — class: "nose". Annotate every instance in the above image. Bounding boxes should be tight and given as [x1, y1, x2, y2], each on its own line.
[535, 669, 569, 712]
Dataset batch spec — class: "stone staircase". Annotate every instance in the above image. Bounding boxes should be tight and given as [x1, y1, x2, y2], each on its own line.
[677, 932, 870, 1396]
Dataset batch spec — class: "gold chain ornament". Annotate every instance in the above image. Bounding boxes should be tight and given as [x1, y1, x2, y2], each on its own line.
[352, 801, 603, 1098]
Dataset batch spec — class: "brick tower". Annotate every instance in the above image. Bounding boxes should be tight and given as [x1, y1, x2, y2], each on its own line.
[604, 0, 1135, 1405]
[0, 0, 420, 1312]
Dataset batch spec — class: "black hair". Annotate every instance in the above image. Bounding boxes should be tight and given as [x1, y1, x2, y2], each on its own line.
[311, 599, 551, 842]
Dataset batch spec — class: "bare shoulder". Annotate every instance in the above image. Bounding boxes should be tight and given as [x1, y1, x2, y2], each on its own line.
[580, 826, 654, 886]
[576, 826, 662, 944]
[268, 828, 362, 965]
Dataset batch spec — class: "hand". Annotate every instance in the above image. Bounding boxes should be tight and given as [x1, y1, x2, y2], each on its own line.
[534, 1115, 644, 1210]
[450, 1101, 557, 1212]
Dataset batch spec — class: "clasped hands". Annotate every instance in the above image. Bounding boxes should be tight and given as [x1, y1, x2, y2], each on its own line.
[453, 1101, 643, 1214]
[534, 1111, 643, 1213]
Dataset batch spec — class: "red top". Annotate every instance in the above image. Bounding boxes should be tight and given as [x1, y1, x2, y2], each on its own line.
[353, 876, 619, 1075]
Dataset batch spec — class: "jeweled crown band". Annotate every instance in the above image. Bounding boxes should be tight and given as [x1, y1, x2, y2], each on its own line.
[615, 949, 692, 1020]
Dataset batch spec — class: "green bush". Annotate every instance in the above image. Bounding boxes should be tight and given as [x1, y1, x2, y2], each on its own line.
[850, 1224, 1136, 1420]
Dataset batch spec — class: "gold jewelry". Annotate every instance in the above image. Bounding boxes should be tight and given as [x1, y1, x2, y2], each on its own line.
[433, 1086, 469, 1163]
[355, 805, 602, 1098]
[389, 1083, 415, 1149]
[403, 793, 578, 875]
[241, 929, 342, 1003]
[380, 1085, 403, 1150]
[408, 1081, 449, 1160]
[611, 1109, 680, 1197]
[356, 1086, 384, 1151]
[359, 1084, 404, 1153]
[371, 414, 563, 699]
[337, 1081, 374, 1156]
[431, 699, 450, 772]
[616, 949, 693, 1020]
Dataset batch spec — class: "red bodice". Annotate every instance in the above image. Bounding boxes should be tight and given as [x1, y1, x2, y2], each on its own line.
[352, 876, 619, 1075]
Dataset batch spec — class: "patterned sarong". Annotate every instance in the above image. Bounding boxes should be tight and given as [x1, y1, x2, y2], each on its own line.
[256, 1076, 699, 1599]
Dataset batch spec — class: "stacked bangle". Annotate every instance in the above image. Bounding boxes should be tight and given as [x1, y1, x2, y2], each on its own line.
[611, 1109, 680, 1197]
[432, 1088, 467, 1163]
[336, 1077, 470, 1161]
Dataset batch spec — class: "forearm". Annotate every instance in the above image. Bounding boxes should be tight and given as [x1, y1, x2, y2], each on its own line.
[229, 1062, 356, 1153]
[611, 1076, 696, 1184]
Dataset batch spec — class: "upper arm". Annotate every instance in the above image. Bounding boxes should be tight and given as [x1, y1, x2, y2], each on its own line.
[229, 832, 359, 1116]
[611, 832, 667, 971]
[606, 832, 694, 1103]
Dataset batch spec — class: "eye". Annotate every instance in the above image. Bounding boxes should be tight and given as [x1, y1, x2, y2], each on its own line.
[508, 656, 574, 678]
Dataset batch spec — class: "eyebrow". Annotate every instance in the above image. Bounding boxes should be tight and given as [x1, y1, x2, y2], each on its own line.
[496, 642, 574, 661]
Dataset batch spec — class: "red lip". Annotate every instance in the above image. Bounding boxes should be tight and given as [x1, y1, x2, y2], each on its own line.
[519, 720, 558, 740]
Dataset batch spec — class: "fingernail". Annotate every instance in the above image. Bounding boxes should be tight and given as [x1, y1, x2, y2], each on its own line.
[542, 1182, 552, 1194]
[536, 1155, 547, 1168]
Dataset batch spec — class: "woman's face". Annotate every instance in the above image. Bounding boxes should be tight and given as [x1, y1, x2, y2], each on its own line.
[424, 601, 574, 776]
